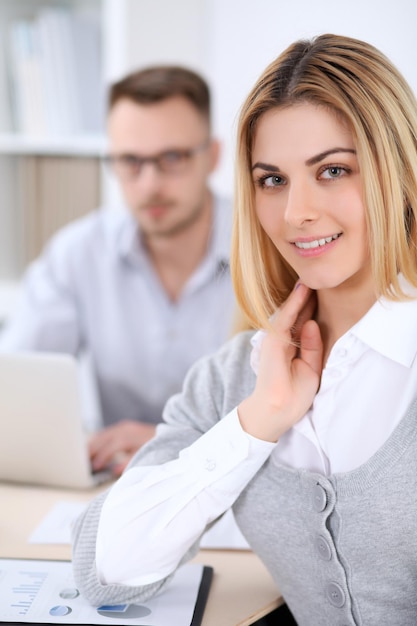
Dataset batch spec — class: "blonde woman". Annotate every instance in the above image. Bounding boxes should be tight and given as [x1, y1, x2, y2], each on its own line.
[72, 34, 417, 625]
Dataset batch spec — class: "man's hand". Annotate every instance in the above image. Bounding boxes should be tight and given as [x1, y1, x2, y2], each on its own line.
[89, 420, 156, 477]
[238, 282, 323, 442]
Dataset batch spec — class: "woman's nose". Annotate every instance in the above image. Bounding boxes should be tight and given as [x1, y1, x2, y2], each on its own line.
[284, 180, 319, 227]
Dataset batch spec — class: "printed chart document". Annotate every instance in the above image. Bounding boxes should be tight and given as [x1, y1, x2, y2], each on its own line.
[0, 559, 212, 626]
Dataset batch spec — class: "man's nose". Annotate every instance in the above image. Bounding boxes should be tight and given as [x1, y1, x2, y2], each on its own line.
[132, 162, 164, 192]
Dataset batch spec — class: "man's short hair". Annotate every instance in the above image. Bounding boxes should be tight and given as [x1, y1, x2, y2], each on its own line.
[109, 65, 211, 121]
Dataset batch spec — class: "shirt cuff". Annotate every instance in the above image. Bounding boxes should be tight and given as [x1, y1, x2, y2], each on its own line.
[178, 408, 275, 489]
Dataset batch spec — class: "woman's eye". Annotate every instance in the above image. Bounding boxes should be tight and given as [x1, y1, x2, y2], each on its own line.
[320, 166, 347, 180]
[260, 174, 285, 188]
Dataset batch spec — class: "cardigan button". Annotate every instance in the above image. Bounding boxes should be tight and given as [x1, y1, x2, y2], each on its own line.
[315, 534, 332, 561]
[312, 483, 327, 512]
[325, 582, 346, 608]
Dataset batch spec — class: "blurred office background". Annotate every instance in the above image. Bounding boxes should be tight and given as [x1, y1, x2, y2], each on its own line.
[0, 0, 416, 317]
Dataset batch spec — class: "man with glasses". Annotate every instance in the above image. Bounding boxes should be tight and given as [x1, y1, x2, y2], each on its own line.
[0, 66, 235, 476]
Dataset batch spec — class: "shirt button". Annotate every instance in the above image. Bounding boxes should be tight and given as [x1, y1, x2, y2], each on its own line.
[312, 484, 327, 512]
[326, 582, 346, 608]
[204, 458, 216, 472]
[315, 535, 332, 561]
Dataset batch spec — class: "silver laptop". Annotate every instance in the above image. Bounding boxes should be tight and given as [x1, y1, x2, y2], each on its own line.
[0, 351, 110, 488]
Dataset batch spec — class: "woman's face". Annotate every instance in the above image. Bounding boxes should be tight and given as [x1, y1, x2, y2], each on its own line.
[252, 103, 371, 293]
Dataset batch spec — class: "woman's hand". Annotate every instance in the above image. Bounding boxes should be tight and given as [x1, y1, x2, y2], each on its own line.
[238, 283, 323, 442]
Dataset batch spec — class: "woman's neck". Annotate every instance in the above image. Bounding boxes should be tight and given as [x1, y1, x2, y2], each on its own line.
[315, 278, 377, 365]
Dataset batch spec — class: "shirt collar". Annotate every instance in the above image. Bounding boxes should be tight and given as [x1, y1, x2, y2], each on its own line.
[351, 276, 417, 368]
[99, 203, 140, 261]
[101, 204, 148, 268]
[250, 276, 417, 375]
[118, 216, 147, 267]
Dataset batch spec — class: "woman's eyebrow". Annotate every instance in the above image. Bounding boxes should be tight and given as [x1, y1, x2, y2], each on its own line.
[305, 147, 356, 166]
[252, 148, 356, 172]
[251, 162, 280, 172]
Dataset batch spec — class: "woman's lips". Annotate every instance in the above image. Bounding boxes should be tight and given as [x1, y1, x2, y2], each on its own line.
[293, 233, 341, 250]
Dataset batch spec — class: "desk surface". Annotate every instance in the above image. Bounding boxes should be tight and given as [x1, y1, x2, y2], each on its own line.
[0, 482, 282, 626]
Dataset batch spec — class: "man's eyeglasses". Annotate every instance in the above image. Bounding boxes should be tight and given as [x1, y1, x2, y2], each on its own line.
[104, 140, 210, 180]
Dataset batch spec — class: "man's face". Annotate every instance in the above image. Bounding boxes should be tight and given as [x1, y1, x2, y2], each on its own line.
[107, 96, 219, 240]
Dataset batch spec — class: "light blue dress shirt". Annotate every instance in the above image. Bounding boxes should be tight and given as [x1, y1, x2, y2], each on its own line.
[0, 195, 235, 427]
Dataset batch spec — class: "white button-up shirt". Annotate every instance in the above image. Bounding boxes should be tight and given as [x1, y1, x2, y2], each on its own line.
[96, 277, 417, 585]
[252, 278, 417, 474]
[0, 195, 235, 427]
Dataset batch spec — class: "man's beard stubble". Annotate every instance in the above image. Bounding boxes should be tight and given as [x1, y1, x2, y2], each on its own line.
[138, 194, 208, 240]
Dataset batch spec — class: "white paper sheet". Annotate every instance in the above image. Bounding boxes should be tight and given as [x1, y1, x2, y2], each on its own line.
[0, 558, 205, 625]
[29, 501, 250, 549]
[29, 501, 87, 544]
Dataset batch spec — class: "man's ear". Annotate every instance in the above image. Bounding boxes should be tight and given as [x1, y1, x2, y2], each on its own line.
[207, 138, 221, 173]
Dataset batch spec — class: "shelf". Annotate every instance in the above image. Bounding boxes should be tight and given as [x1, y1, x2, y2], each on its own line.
[0, 133, 107, 157]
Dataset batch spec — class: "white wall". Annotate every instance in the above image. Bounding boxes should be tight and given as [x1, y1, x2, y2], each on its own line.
[125, 0, 209, 75]
[105, 0, 209, 81]
[116, 0, 417, 198]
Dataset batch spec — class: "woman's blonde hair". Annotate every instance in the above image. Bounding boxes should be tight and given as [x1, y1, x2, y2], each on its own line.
[232, 34, 417, 329]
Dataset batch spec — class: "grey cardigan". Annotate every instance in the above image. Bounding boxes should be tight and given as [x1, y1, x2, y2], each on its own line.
[72, 330, 417, 625]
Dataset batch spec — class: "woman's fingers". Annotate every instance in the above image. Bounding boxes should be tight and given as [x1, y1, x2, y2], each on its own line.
[277, 283, 322, 379]
[291, 290, 317, 345]
[270, 282, 313, 339]
[262, 282, 317, 368]
[238, 282, 323, 442]
[299, 319, 323, 378]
